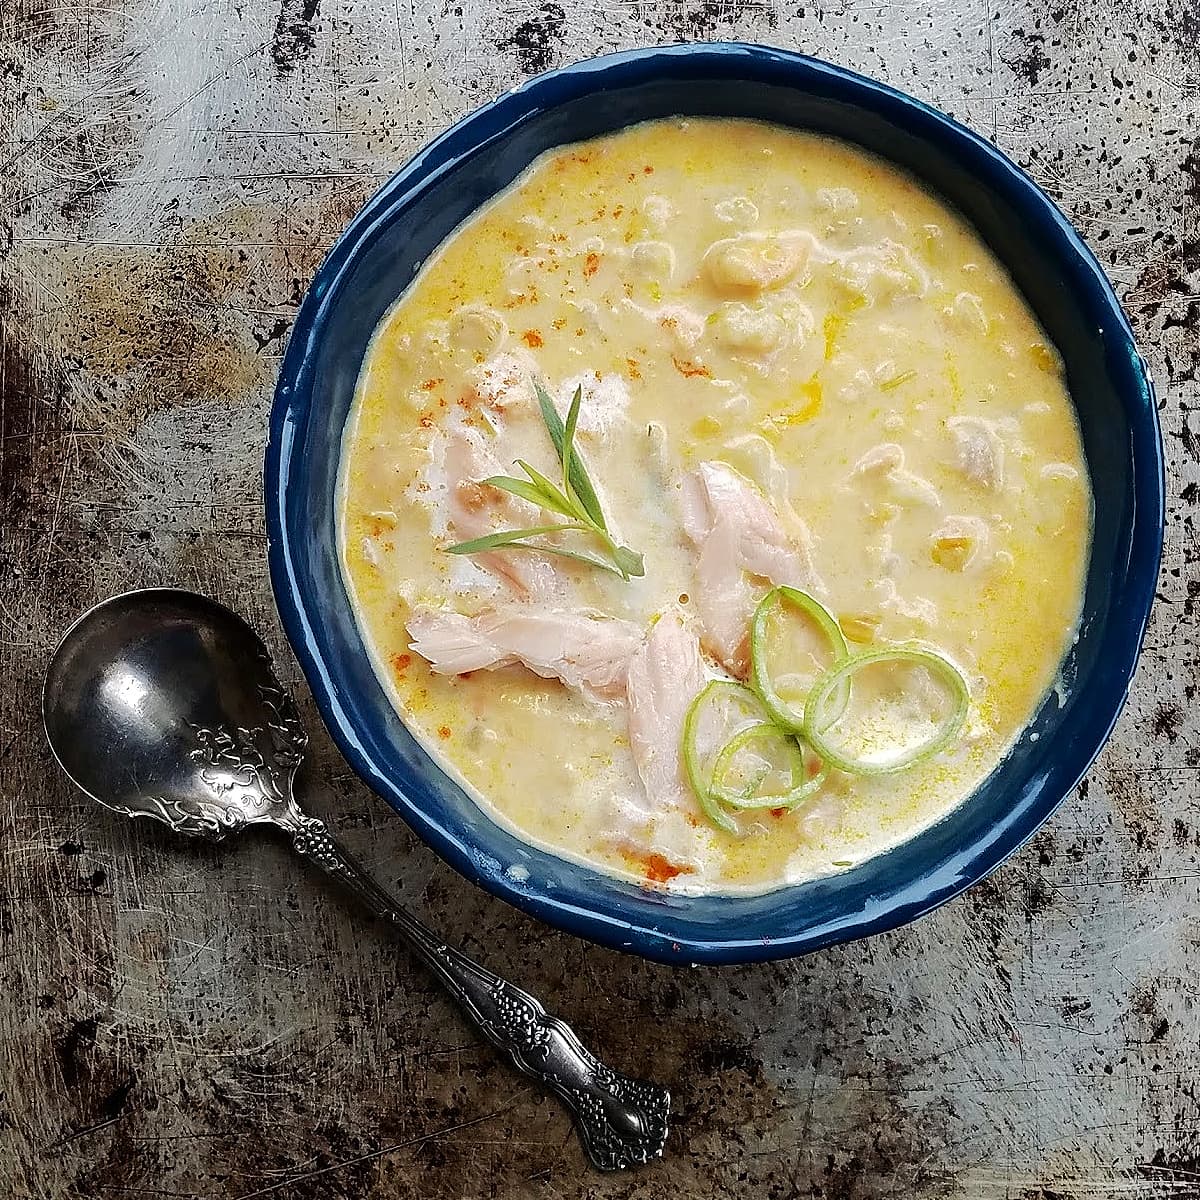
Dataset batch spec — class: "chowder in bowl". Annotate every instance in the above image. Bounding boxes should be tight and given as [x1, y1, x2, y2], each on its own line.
[266, 43, 1163, 963]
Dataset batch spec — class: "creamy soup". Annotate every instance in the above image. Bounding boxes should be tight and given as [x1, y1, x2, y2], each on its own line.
[337, 118, 1091, 895]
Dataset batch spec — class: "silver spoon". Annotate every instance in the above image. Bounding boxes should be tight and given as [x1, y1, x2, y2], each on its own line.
[42, 588, 669, 1171]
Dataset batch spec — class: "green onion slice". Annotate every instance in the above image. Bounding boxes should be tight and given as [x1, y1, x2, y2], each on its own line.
[803, 646, 970, 775]
[709, 723, 826, 810]
[750, 586, 850, 734]
[681, 681, 769, 834]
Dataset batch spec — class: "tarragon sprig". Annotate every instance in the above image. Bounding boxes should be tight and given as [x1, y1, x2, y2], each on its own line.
[446, 381, 645, 580]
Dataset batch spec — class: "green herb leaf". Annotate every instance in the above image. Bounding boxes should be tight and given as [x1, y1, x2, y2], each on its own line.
[568, 448, 607, 531]
[561, 384, 583, 495]
[611, 545, 645, 578]
[535, 379, 566, 449]
[445, 524, 577, 555]
[534, 380, 606, 530]
[481, 475, 576, 518]
[514, 461, 578, 519]
[443, 381, 641, 581]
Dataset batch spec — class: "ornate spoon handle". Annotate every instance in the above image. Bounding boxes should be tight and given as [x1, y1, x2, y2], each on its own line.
[283, 811, 670, 1170]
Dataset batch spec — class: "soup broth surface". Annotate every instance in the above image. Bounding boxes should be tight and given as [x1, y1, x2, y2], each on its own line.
[338, 118, 1091, 895]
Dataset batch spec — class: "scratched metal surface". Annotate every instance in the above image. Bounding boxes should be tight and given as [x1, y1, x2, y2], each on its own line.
[1, 0, 1197, 1196]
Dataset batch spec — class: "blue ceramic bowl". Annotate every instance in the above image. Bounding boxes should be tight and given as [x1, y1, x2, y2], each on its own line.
[266, 43, 1164, 964]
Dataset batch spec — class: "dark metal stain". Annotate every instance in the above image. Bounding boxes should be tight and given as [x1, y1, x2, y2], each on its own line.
[1128, 982, 1171, 1048]
[660, 0, 778, 38]
[58, 840, 85, 856]
[1000, 29, 1052, 87]
[670, 1022, 787, 1168]
[271, 0, 321, 72]
[1140, 1149, 1200, 1190]
[1186, 578, 1200, 620]
[666, 0, 723, 36]
[0, 276, 43, 527]
[1129, 819, 1153, 856]
[816, 1089, 957, 1199]
[1132, 256, 1188, 313]
[497, 3, 565, 75]
[64, 246, 268, 429]
[253, 316, 293, 352]
[1, 45, 26, 80]
[1173, 409, 1200, 464]
[76, 866, 108, 892]
[964, 877, 1008, 952]
[1022, 874, 1056, 919]
[1101, 756, 1158, 829]
[1033, 829, 1056, 866]
[1153, 1, 1200, 69]
[1153, 703, 1184, 742]
[695, 1038, 761, 1077]
[100, 1076, 135, 1120]
[1163, 301, 1200, 331]
[1184, 138, 1200, 206]
[60, 170, 120, 222]
[57, 1015, 100, 1087]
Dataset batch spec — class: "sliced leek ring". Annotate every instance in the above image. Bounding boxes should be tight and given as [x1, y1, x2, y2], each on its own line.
[803, 646, 969, 776]
[709, 723, 826, 810]
[750, 586, 849, 733]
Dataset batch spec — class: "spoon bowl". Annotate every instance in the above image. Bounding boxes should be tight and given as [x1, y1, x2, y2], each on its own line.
[43, 589, 305, 839]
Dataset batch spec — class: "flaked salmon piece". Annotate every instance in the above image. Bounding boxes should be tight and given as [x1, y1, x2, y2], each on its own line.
[625, 614, 706, 813]
[680, 461, 818, 675]
[604, 613, 708, 882]
[681, 460, 814, 583]
[694, 518, 753, 677]
[442, 426, 560, 600]
[407, 605, 643, 701]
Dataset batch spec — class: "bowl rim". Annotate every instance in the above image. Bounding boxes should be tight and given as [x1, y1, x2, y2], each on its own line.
[265, 41, 1164, 963]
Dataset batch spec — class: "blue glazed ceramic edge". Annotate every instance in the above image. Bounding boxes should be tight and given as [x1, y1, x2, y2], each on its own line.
[265, 42, 1164, 964]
